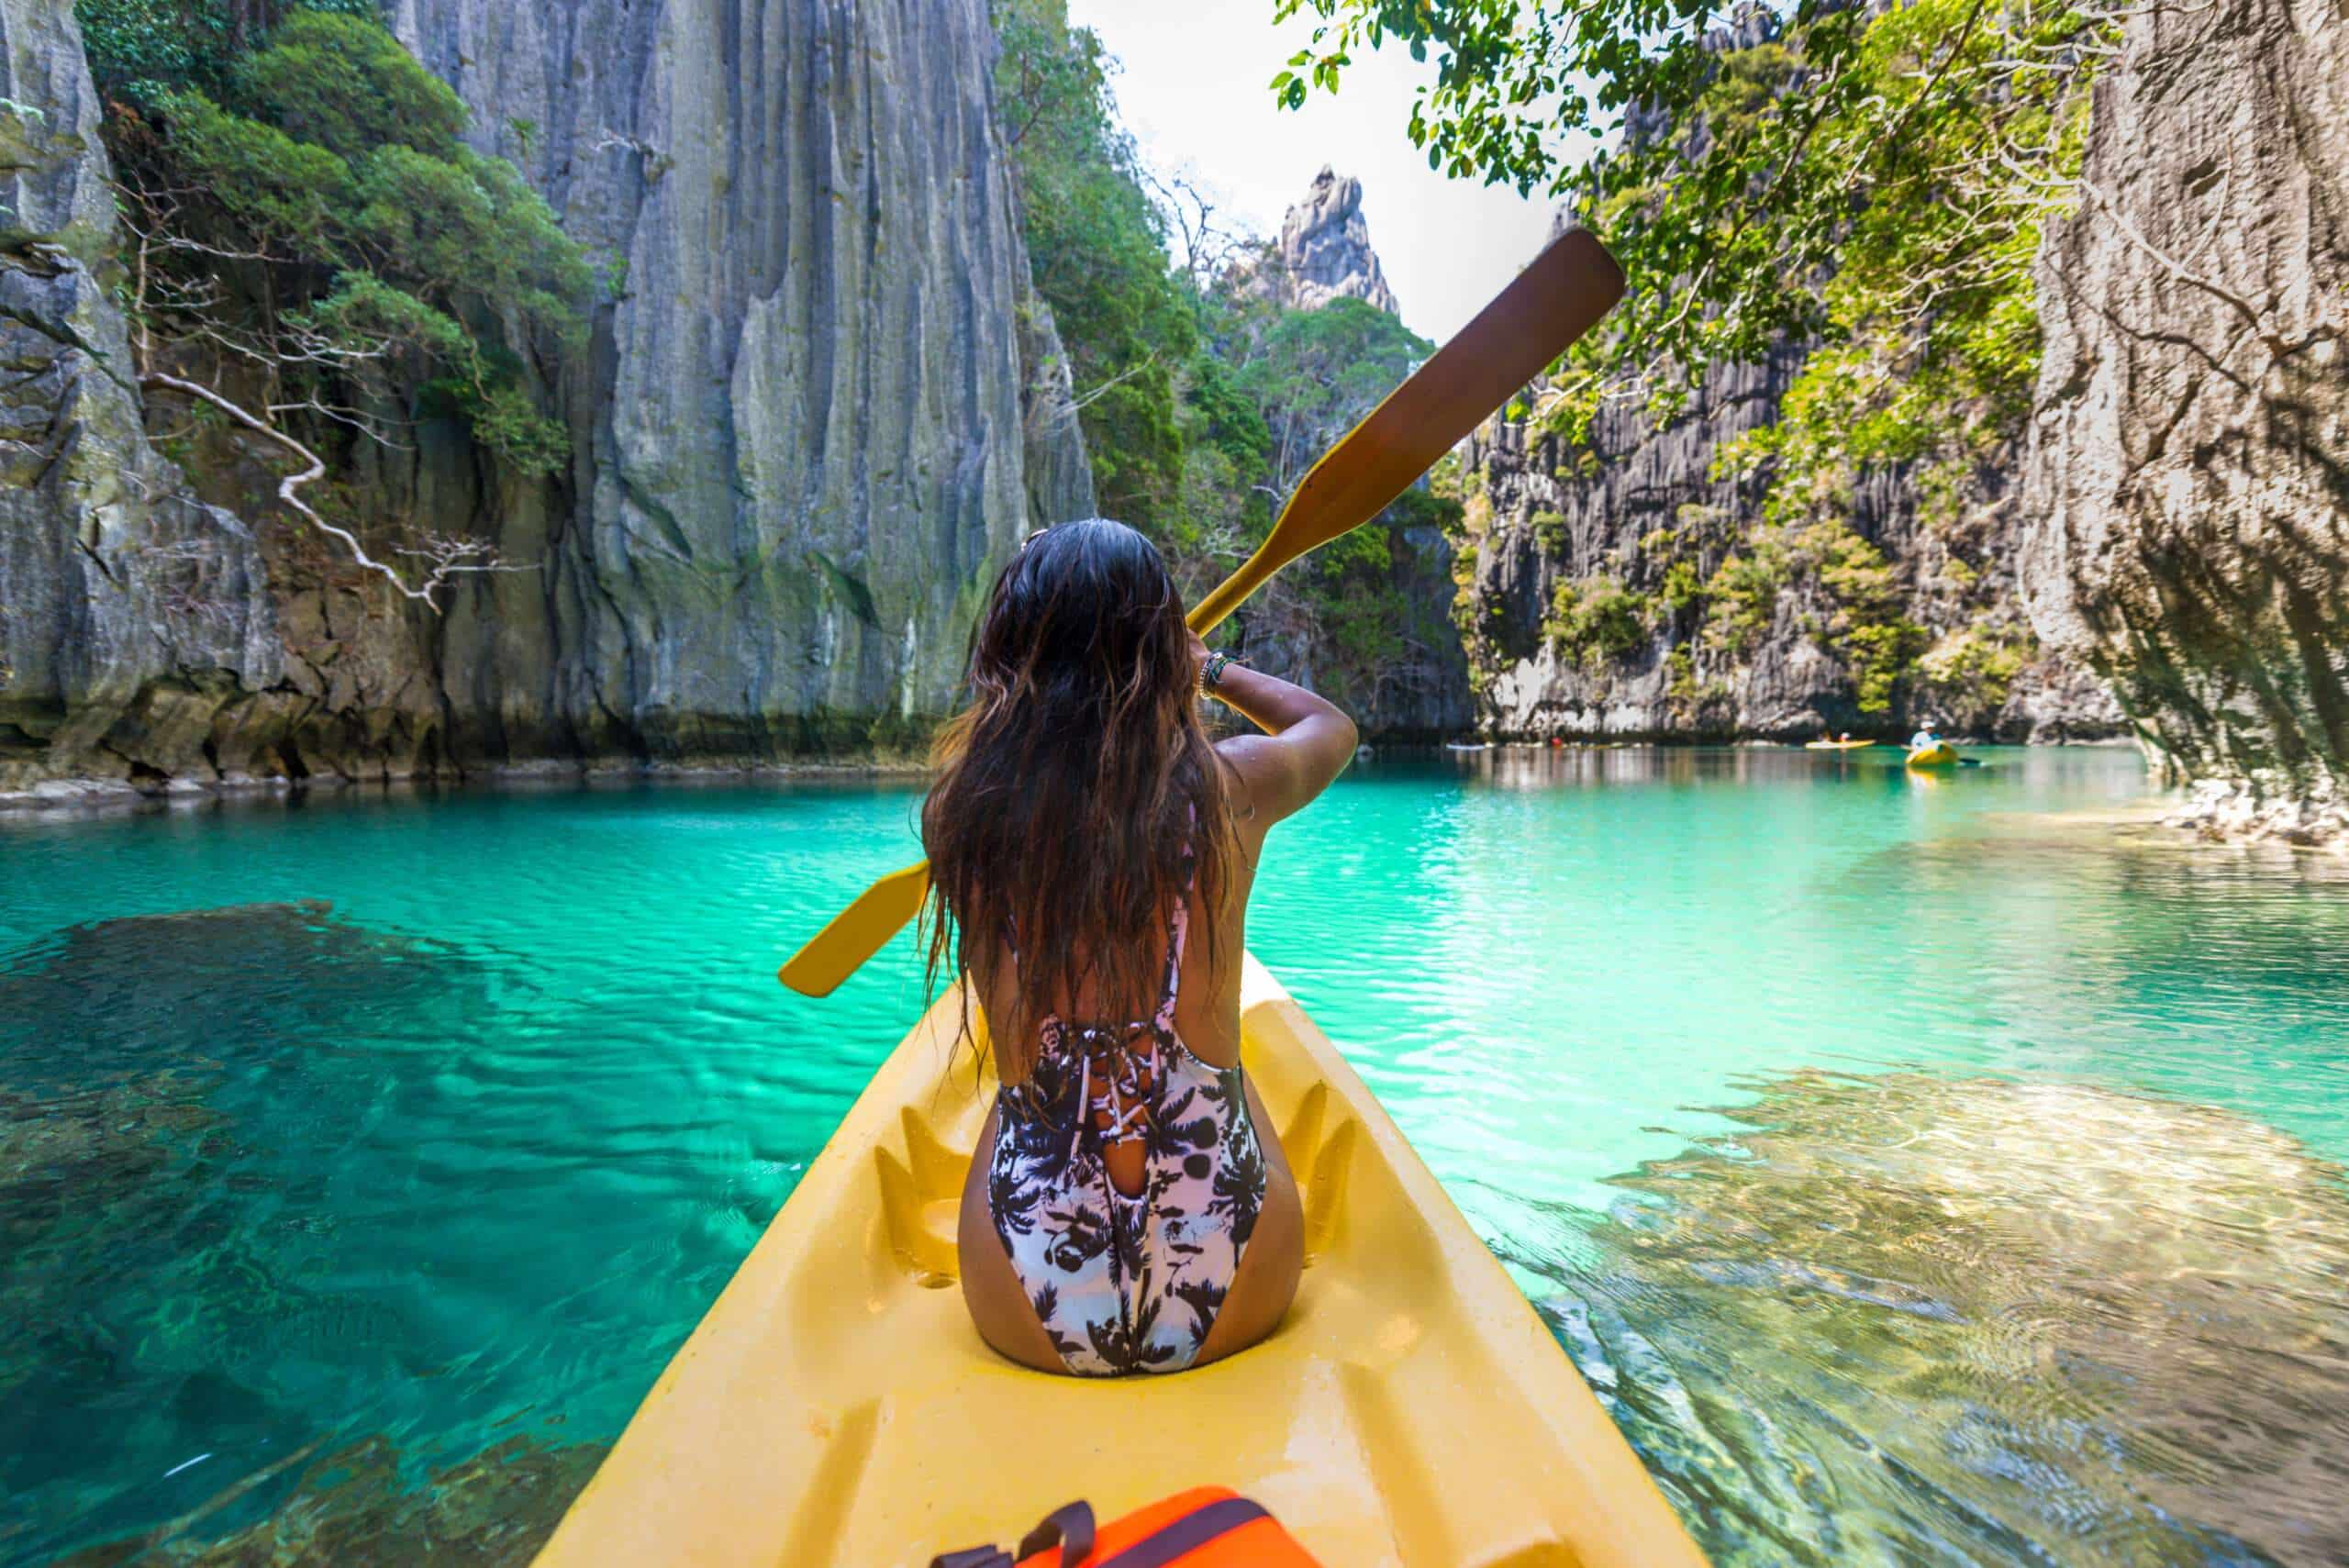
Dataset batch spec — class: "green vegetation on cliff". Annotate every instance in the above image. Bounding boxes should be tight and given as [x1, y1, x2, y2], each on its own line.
[990, 0, 1196, 523]
[79, 1, 599, 599]
[993, 0, 1454, 717]
[1276, 0, 2114, 724]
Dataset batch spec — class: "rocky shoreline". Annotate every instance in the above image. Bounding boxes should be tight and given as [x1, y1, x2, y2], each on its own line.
[0, 754, 934, 814]
[2161, 776, 2349, 851]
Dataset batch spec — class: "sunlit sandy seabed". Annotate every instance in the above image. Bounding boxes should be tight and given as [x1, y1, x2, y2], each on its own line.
[4, 746, 2344, 1565]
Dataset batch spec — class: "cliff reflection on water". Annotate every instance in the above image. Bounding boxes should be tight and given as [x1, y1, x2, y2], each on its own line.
[1546, 1071, 2349, 1566]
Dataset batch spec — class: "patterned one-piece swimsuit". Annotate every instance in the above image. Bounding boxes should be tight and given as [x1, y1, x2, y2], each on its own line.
[987, 865, 1269, 1376]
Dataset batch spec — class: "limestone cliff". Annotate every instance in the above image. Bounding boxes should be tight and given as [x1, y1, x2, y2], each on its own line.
[2, 0, 1092, 800]
[1456, 344, 2124, 743]
[2021, 0, 2346, 845]
[385, 0, 1096, 768]
[1452, 54, 2133, 752]
[1, 0, 285, 796]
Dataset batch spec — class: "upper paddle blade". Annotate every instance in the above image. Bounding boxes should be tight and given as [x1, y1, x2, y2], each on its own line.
[1186, 228, 1624, 632]
[776, 860, 931, 997]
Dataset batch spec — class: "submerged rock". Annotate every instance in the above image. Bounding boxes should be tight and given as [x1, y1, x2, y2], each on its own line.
[1547, 1071, 2349, 1565]
[0, 900, 527, 1561]
[0, 900, 480, 1087]
[52, 1430, 607, 1566]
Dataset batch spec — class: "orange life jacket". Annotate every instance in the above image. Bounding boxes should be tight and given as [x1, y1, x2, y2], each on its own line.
[929, 1486, 1322, 1568]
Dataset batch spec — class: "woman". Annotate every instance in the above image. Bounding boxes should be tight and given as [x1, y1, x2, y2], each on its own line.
[922, 519, 1358, 1376]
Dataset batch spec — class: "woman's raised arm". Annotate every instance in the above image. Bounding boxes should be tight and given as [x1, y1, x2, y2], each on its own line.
[1194, 633, 1358, 828]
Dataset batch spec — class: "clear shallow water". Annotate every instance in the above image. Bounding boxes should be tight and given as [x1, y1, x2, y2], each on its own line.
[4, 747, 2346, 1564]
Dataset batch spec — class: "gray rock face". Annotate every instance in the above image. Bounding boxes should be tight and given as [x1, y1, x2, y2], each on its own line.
[2021, 0, 2347, 844]
[2, 0, 284, 801]
[1248, 165, 1401, 316]
[1457, 350, 2126, 743]
[2, 0, 1091, 797]
[394, 0, 1092, 764]
[1223, 515, 1473, 740]
[1464, 350, 1800, 740]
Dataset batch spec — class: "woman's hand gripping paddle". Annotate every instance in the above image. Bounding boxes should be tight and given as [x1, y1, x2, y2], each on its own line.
[778, 228, 1627, 996]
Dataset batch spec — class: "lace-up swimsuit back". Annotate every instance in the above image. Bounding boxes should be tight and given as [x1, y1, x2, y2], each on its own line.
[985, 851, 1269, 1376]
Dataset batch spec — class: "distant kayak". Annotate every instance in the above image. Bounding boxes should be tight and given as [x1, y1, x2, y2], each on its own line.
[1804, 739, 1877, 751]
[1444, 741, 1492, 752]
[1907, 741, 1961, 767]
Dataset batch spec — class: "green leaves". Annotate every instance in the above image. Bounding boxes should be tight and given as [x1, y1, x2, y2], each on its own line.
[77, 0, 228, 98]
[1266, 0, 2105, 410]
[1544, 575, 1651, 667]
[125, 8, 596, 476]
[157, 86, 350, 248]
[996, 0, 1196, 522]
[78, 0, 384, 100]
[1271, 0, 2108, 714]
[232, 11, 467, 162]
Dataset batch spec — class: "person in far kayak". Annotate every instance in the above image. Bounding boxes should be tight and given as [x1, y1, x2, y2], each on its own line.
[1909, 726, 1939, 749]
[922, 518, 1355, 1377]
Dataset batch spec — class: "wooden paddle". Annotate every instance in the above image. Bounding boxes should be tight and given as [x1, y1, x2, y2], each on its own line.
[778, 228, 1627, 997]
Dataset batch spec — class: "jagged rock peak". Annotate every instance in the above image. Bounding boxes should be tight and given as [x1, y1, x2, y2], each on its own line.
[1264, 166, 1401, 316]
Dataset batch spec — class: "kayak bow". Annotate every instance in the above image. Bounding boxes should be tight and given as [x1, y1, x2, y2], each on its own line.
[531, 959, 1709, 1568]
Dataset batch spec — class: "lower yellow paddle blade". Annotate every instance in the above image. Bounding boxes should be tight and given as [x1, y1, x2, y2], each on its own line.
[776, 861, 930, 996]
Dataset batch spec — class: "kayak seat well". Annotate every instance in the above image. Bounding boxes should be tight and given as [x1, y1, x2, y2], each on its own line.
[529, 956, 1709, 1568]
[876, 1072, 1361, 1288]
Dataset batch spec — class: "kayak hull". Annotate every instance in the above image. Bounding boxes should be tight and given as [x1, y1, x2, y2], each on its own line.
[1907, 742, 1960, 767]
[532, 956, 1707, 1568]
[1803, 740, 1876, 751]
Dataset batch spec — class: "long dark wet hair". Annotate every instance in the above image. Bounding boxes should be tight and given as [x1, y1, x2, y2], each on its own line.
[921, 518, 1235, 1081]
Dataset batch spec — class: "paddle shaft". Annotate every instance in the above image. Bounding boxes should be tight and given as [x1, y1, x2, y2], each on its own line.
[780, 230, 1627, 996]
[1186, 228, 1623, 637]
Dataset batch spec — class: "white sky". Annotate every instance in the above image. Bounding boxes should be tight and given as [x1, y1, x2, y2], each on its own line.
[1064, 0, 1564, 343]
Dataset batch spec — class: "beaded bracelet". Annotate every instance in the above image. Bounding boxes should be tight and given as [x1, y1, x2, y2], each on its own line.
[1199, 651, 1242, 693]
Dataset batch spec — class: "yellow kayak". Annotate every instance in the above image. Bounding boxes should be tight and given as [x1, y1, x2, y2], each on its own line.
[533, 956, 1709, 1568]
[1907, 741, 1960, 767]
[1804, 739, 1876, 751]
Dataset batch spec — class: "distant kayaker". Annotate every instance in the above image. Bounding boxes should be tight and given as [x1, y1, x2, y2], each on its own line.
[1909, 727, 1939, 749]
[922, 518, 1354, 1377]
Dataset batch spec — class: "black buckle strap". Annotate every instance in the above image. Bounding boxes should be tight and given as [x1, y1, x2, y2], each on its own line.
[931, 1494, 1264, 1568]
[1097, 1496, 1268, 1568]
[930, 1499, 1094, 1568]
[1019, 1500, 1097, 1565]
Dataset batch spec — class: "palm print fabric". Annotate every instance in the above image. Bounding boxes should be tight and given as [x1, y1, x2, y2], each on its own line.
[988, 861, 1268, 1375]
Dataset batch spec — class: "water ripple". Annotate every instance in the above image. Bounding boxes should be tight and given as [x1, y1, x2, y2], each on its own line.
[6, 751, 2347, 1564]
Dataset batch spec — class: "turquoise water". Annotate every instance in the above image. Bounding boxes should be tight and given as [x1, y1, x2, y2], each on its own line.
[6, 747, 2347, 1564]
